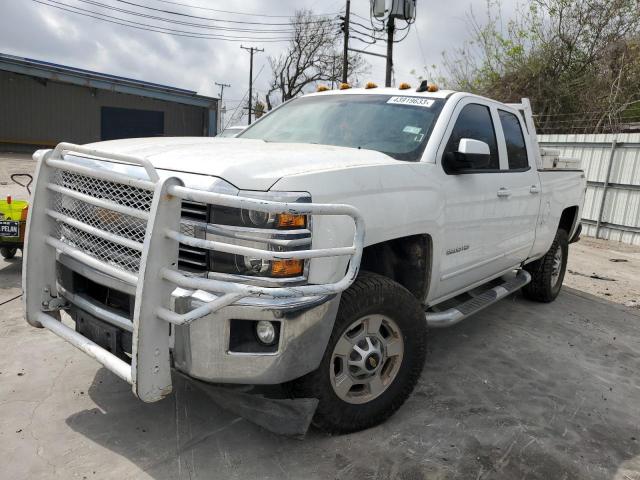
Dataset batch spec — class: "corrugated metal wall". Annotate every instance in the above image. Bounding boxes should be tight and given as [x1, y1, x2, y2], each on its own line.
[0, 70, 206, 147]
[539, 133, 640, 245]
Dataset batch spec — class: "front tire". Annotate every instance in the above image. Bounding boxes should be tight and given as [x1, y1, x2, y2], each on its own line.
[523, 229, 569, 303]
[289, 272, 427, 434]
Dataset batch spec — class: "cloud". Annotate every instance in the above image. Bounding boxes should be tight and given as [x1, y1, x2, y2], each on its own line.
[0, 0, 517, 125]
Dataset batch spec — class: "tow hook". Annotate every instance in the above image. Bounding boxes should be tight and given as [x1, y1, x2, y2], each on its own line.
[41, 286, 69, 312]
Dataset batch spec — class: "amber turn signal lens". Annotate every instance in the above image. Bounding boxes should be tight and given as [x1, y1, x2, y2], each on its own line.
[21, 205, 29, 221]
[271, 259, 304, 277]
[276, 213, 305, 228]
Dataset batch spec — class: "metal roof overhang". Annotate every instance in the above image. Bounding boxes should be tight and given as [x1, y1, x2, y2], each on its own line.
[0, 53, 217, 109]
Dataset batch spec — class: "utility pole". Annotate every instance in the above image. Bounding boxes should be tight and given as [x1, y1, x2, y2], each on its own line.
[385, 16, 395, 87]
[240, 45, 264, 125]
[341, 0, 351, 83]
[215, 82, 230, 129]
[215, 81, 230, 100]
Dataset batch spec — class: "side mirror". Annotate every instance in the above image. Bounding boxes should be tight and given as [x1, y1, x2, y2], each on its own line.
[443, 138, 491, 174]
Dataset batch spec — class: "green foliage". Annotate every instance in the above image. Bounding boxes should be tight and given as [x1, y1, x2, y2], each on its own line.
[422, 0, 640, 133]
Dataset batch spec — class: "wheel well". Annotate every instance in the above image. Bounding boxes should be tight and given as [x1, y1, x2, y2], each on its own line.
[558, 206, 579, 235]
[360, 234, 431, 300]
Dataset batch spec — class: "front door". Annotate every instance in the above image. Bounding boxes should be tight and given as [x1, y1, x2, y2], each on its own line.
[435, 100, 509, 298]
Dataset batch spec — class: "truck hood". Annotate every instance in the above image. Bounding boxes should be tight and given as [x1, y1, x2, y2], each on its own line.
[84, 137, 400, 191]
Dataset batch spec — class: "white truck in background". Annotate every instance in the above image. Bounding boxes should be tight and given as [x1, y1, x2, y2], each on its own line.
[23, 81, 585, 434]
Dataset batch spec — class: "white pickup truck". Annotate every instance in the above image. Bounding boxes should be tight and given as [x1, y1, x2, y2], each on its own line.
[23, 82, 585, 434]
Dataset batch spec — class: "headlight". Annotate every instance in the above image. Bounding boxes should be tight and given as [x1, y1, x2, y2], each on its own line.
[198, 191, 311, 280]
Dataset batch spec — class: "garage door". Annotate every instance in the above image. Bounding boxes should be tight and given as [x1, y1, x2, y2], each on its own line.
[101, 107, 164, 141]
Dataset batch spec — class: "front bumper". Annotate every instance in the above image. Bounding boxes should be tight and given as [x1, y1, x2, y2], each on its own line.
[173, 291, 341, 384]
[23, 143, 364, 402]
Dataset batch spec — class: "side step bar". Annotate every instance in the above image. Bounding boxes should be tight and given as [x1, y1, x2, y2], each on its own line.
[426, 270, 531, 328]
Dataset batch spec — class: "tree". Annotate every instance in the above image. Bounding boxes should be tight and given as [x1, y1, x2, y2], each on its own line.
[266, 10, 368, 109]
[424, 0, 640, 133]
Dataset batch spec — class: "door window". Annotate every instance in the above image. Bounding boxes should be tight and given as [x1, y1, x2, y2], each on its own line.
[444, 103, 499, 169]
[498, 110, 529, 170]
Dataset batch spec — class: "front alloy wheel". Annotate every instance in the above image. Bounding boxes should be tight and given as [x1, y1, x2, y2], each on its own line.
[288, 271, 427, 434]
[330, 315, 404, 404]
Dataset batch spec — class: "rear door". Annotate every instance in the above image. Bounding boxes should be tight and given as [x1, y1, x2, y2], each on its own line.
[493, 109, 541, 266]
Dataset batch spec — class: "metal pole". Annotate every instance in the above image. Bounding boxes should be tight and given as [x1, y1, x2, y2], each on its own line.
[248, 48, 254, 124]
[595, 139, 618, 238]
[240, 46, 263, 125]
[342, 0, 350, 83]
[215, 82, 230, 100]
[215, 82, 230, 129]
[385, 16, 395, 87]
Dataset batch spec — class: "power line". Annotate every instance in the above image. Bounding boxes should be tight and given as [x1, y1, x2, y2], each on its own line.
[69, 0, 338, 33]
[114, 0, 338, 26]
[152, 0, 338, 19]
[33, 0, 331, 42]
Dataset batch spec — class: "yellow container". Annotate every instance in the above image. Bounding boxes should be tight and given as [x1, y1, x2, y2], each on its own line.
[0, 198, 28, 243]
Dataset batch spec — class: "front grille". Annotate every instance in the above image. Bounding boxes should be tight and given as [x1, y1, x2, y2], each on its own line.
[55, 170, 154, 211]
[54, 194, 147, 243]
[57, 222, 142, 272]
[179, 201, 209, 273]
[52, 170, 151, 273]
[52, 169, 209, 274]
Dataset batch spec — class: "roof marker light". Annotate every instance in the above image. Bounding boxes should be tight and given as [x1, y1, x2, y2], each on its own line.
[339, 82, 351, 90]
[365, 81, 378, 89]
[398, 82, 411, 90]
[316, 85, 330, 92]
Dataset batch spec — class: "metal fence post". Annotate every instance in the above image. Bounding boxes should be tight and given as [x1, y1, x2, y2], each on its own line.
[595, 139, 618, 239]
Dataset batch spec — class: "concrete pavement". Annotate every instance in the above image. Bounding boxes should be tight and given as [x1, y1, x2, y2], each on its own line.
[2, 247, 640, 479]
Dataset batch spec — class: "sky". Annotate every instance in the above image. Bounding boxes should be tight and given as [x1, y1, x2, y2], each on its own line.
[0, 0, 517, 126]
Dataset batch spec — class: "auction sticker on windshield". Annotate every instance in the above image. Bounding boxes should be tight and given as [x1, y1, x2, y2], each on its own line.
[387, 96, 435, 108]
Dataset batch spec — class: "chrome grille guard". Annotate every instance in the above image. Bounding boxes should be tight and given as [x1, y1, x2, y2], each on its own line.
[23, 142, 365, 402]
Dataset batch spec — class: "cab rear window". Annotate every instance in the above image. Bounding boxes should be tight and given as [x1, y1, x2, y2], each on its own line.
[499, 110, 529, 170]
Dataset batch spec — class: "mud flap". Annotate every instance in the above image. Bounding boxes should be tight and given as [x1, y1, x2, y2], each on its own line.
[184, 375, 318, 437]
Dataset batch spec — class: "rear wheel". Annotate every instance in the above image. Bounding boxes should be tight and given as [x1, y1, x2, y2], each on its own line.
[288, 271, 427, 434]
[523, 229, 568, 303]
[0, 247, 17, 259]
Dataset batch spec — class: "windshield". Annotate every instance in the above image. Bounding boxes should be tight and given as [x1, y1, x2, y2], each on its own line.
[239, 94, 445, 161]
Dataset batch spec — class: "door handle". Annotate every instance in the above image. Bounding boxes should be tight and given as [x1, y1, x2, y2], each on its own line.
[497, 187, 512, 198]
[530, 185, 540, 194]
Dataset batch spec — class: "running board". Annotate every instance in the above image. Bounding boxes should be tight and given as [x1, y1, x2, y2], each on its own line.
[425, 270, 531, 328]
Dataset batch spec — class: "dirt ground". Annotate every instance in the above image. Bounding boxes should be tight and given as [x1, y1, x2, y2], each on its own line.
[566, 237, 640, 308]
[1, 152, 640, 479]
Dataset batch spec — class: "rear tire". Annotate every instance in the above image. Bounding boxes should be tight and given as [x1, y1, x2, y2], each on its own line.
[0, 247, 17, 259]
[523, 229, 568, 303]
[288, 271, 427, 434]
